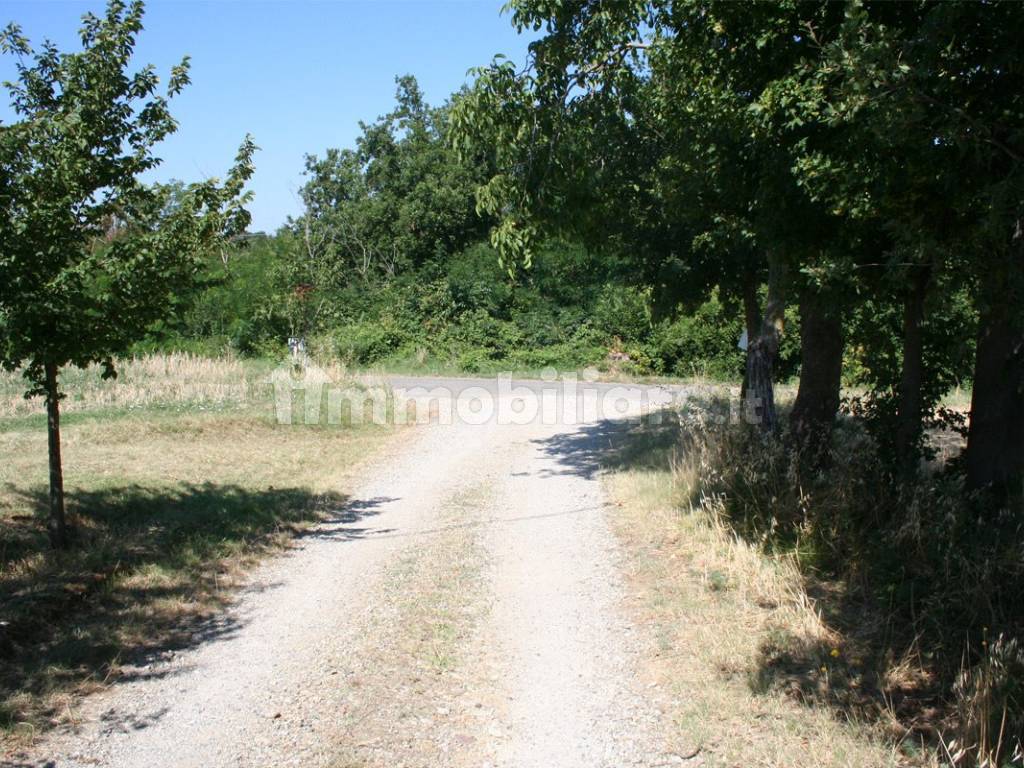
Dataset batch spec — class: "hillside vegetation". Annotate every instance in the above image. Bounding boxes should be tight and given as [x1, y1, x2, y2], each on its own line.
[150, 77, 801, 380]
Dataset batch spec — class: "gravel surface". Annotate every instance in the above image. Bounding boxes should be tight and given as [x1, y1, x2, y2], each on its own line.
[10, 380, 678, 768]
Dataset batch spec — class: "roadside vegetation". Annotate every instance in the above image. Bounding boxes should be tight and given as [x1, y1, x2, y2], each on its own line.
[0, 354, 394, 742]
[604, 410, 907, 767]
[1, 1, 1021, 765]
[605, 406, 1023, 765]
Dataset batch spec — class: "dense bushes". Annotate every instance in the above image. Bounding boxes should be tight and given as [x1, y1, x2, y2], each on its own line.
[641, 289, 800, 380]
[155, 233, 782, 378]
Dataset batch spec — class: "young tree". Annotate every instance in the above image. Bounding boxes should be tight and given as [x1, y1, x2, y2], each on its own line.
[0, 0, 256, 547]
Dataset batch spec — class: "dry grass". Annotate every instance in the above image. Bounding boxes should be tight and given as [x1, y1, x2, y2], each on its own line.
[1, 353, 250, 418]
[603, 414, 929, 767]
[0, 352, 361, 419]
[0, 354, 397, 744]
[330, 483, 492, 768]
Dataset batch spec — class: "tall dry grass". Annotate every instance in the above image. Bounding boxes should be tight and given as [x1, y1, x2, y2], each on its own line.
[0, 353, 253, 417]
[0, 353, 364, 419]
[604, 412, 911, 766]
[610, 400, 1022, 766]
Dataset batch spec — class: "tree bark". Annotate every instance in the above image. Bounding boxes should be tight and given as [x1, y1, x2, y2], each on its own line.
[45, 362, 68, 549]
[790, 289, 844, 454]
[744, 258, 786, 432]
[740, 275, 762, 402]
[965, 300, 1024, 499]
[895, 267, 931, 466]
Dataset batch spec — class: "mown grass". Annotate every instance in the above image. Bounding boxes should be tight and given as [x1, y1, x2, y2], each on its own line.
[0, 354, 396, 744]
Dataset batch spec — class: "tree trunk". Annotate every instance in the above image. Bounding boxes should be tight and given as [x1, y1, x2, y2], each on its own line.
[744, 258, 786, 432]
[790, 289, 844, 454]
[45, 362, 68, 549]
[895, 267, 931, 466]
[965, 301, 1024, 499]
[740, 275, 762, 402]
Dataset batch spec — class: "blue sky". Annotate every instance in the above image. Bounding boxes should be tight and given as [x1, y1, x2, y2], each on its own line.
[0, 1, 533, 232]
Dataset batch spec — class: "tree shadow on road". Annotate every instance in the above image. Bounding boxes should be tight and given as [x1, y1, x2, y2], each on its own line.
[554, 406, 951, 752]
[0, 482, 391, 740]
[530, 411, 683, 480]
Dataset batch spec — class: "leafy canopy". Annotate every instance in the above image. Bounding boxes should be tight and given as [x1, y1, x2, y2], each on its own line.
[0, 0, 255, 393]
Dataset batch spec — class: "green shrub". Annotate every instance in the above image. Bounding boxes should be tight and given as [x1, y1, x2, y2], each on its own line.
[649, 291, 744, 379]
[446, 242, 512, 314]
[456, 347, 493, 373]
[331, 318, 415, 364]
[592, 284, 651, 343]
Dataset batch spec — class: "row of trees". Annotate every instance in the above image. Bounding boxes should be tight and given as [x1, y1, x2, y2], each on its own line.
[452, 0, 1022, 499]
[207, 76, 705, 377]
[3, 0, 1019, 541]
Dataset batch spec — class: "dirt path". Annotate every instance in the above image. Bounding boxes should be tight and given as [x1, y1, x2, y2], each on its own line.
[10, 380, 680, 768]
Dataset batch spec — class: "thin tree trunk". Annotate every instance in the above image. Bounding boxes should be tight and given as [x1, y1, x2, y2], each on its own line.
[740, 275, 762, 402]
[744, 258, 786, 432]
[965, 301, 1024, 499]
[45, 362, 68, 549]
[790, 289, 844, 455]
[895, 267, 931, 467]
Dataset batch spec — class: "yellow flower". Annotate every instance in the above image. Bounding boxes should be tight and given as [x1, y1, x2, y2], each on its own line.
[830, 648, 841, 658]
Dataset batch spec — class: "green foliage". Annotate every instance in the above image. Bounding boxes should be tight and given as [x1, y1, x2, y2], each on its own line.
[166, 224, 776, 378]
[648, 292, 744, 379]
[178, 234, 290, 352]
[295, 75, 490, 295]
[592, 285, 650, 344]
[0, 0, 255, 394]
[445, 242, 512, 315]
[843, 283, 977, 464]
[150, 70, 778, 380]
[331, 318, 411, 365]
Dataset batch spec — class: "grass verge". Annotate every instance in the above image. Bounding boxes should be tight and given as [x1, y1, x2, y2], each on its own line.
[602, 412, 918, 767]
[0, 354, 396, 745]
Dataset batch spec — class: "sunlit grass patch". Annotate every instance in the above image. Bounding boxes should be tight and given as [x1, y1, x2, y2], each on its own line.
[0, 354, 398, 744]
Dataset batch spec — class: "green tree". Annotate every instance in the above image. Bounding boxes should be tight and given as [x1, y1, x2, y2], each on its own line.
[284, 76, 493, 345]
[451, 1, 853, 433]
[0, 0, 256, 547]
[780, 1, 1022, 491]
[298, 77, 489, 283]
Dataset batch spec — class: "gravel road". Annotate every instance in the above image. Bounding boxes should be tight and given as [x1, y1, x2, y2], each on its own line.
[10, 377, 682, 768]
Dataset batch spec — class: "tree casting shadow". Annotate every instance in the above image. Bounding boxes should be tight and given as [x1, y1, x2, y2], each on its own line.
[530, 411, 682, 480]
[536, 409, 934, 743]
[0, 481, 389, 735]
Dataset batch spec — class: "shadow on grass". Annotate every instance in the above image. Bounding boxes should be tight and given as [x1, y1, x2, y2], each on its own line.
[0, 482, 391, 735]
[543, 408, 949, 748]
